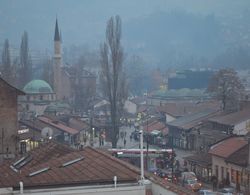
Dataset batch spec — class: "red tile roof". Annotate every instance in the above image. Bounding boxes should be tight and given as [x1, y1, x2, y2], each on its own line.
[209, 137, 247, 158]
[38, 116, 79, 135]
[226, 144, 248, 167]
[0, 142, 140, 189]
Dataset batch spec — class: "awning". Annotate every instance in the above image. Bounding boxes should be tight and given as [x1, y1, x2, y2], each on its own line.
[150, 130, 161, 135]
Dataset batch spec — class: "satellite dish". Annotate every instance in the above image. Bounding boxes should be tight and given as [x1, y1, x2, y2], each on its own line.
[41, 127, 53, 139]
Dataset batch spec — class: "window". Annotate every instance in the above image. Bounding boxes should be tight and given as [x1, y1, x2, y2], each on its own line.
[215, 165, 218, 178]
[221, 166, 224, 179]
[231, 169, 236, 183]
[20, 142, 26, 154]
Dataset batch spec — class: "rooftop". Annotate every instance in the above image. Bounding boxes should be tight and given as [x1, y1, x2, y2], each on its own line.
[0, 141, 139, 189]
[226, 144, 248, 167]
[158, 101, 220, 117]
[184, 153, 212, 167]
[167, 109, 218, 130]
[209, 137, 247, 158]
[208, 108, 250, 126]
[38, 116, 79, 135]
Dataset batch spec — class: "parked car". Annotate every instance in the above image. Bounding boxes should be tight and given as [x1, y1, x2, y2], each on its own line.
[217, 187, 235, 195]
[157, 169, 178, 183]
[181, 171, 197, 181]
[184, 179, 202, 192]
[198, 189, 217, 195]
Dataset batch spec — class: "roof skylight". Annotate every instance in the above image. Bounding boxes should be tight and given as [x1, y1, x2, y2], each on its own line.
[28, 167, 50, 177]
[62, 156, 84, 167]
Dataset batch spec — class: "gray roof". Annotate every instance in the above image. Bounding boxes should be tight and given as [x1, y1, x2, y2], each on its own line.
[167, 109, 218, 129]
[208, 109, 250, 126]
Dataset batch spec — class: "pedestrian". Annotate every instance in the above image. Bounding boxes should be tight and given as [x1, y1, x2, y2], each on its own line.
[124, 131, 127, 138]
[130, 134, 132, 142]
[124, 139, 126, 148]
[211, 175, 217, 191]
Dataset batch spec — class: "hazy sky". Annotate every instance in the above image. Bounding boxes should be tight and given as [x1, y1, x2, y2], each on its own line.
[0, 0, 249, 50]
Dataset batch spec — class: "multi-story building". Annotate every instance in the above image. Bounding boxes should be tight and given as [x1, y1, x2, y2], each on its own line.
[0, 77, 24, 160]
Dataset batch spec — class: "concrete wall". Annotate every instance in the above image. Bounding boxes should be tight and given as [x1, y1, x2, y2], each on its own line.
[151, 182, 177, 195]
[165, 114, 175, 123]
[234, 119, 250, 135]
[11, 185, 145, 195]
[212, 155, 250, 191]
[124, 100, 137, 114]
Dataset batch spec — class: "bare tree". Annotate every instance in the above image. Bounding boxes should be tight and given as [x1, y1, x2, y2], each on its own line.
[207, 68, 245, 112]
[100, 15, 127, 148]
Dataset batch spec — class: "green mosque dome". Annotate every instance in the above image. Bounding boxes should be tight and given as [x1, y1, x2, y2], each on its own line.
[23, 80, 53, 94]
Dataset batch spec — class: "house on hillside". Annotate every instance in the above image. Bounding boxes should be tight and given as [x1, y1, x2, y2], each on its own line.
[0, 77, 25, 160]
[208, 136, 250, 193]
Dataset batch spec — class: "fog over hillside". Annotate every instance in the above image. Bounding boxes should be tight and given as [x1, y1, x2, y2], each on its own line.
[0, 0, 250, 68]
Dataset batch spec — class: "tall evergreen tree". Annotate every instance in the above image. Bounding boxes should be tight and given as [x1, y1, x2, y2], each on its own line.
[19, 31, 32, 88]
[1, 39, 12, 83]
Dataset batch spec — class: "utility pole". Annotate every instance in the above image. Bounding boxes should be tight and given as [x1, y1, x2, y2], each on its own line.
[146, 92, 149, 171]
[146, 108, 149, 171]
